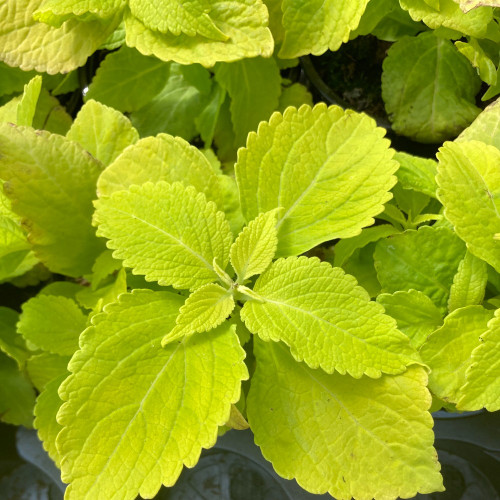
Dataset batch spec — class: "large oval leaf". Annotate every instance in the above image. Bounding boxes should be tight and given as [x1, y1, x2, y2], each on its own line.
[241, 257, 418, 378]
[94, 182, 232, 290]
[57, 290, 247, 500]
[247, 339, 443, 499]
[236, 104, 397, 257]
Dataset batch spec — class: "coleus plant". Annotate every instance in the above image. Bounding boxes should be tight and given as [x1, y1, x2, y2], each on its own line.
[1, 80, 500, 499]
[0, 1, 500, 500]
[0, 94, 446, 499]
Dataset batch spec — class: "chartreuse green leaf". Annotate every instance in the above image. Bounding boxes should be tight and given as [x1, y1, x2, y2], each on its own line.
[351, 0, 423, 41]
[90, 249, 123, 290]
[0, 208, 38, 282]
[343, 241, 382, 297]
[34, 373, 66, 468]
[0, 307, 29, 367]
[16, 76, 42, 127]
[458, 309, 500, 411]
[420, 305, 493, 403]
[393, 152, 438, 198]
[236, 104, 397, 257]
[32, 89, 73, 135]
[247, 339, 444, 499]
[0, 61, 37, 97]
[241, 257, 418, 378]
[333, 224, 400, 267]
[455, 38, 497, 86]
[382, 32, 480, 143]
[457, 97, 500, 147]
[279, 0, 370, 58]
[214, 57, 282, 147]
[128, 0, 227, 40]
[0, 87, 72, 133]
[94, 182, 233, 291]
[85, 46, 170, 113]
[34, 0, 125, 26]
[218, 174, 245, 236]
[76, 267, 127, 312]
[262, 0, 284, 43]
[97, 133, 222, 207]
[0, 98, 18, 125]
[26, 352, 70, 391]
[125, 0, 273, 67]
[278, 83, 313, 112]
[40, 281, 83, 300]
[57, 290, 247, 500]
[0, 75, 42, 128]
[437, 140, 500, 273]
[18, 295, 87, 356]
[0, 124, 104, 277]
[0, 0, 119, 74]
[130, 63, 212, 140]
[448, 251, 488, 312]
[399, 0, 492, 37]
[66, 100, 139, 166]
[162, 283, 235, 346]
[100, 21, 126, 49]
[377, 290, 443, 349]
[0, 352, 36, 427]
[374, 226, 466, 310]
[230, 209, 279, 283]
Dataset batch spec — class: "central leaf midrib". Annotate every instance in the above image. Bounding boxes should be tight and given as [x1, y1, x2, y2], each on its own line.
[81, 336, 182, 495]
[261, 295, 401, 358]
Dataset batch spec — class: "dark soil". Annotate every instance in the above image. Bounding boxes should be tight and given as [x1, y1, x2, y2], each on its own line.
[309, 35, 390, 122]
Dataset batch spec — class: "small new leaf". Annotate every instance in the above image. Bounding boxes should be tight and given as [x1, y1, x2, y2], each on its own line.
[162, 283, 235, 346]
[16, 75, 42, 127]
[230, 208, 280, 283]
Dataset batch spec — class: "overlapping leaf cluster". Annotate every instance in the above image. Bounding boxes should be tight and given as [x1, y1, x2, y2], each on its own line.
[0, 2, 499, 500]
